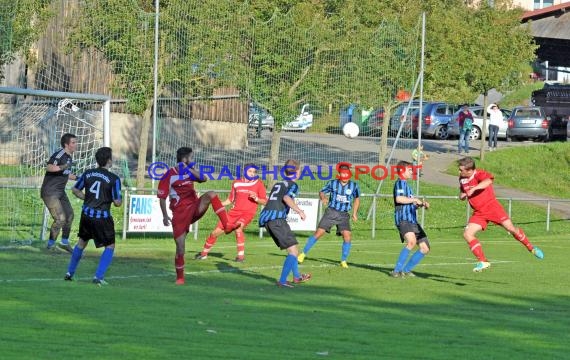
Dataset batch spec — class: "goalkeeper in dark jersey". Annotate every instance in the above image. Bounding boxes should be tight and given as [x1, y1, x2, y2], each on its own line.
[64, 147, 122, 285]
[41, 133, 77, 252]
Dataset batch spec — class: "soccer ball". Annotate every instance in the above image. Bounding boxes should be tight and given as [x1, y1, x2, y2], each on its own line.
[342, 122, 359, 138]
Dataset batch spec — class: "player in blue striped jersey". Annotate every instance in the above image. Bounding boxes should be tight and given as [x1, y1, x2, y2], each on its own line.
[390, 161, 430, 278]
[298, 163, 360, 268]
[64, 147, 122, 285]
[259, 160, 311, 287]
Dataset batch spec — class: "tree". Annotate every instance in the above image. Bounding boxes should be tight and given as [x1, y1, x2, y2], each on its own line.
[0, 0, 52, 80]
[67, 0, 248, 188]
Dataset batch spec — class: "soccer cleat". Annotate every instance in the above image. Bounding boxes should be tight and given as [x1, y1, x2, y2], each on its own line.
[276, 281, 295, 288]
[194, 253, 208, 260]
[175, 278, 185, 285]
[402, 272, 416, 278]
[297, 253, 306, 264]
[64, 273, 73, 281]
[58, 242, 73, 253]
[92, 278, 109, 286]
[340, 261, 349, 269]
[234, 256, 245, 263]
[390, 271, 403, 278]
[532, 247, 544, 260]
[293, 273, 312, 283]
[473, 261, 491, 272]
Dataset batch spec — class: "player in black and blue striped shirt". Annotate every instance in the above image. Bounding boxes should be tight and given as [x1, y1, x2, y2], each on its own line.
[298, 163, 360, 268]
[391, 161, 430, 278]
[64, 147, 122, 285]
[259, 160, 311, 287]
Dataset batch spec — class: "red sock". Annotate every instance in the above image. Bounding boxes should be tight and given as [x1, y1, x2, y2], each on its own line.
[210, 195, 229, 228]
[236, 230, 245, 259]
[175, 254, 185, 280]
[513, 228, 533, 251]
[468, 239, 487, 262]
[202, 235, 217, 256]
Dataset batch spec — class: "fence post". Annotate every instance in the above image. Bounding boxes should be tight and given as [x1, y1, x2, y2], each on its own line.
[122, 188, 129, 240]
[371, 196, 376, 239]
[421, 196, 425, 227]
[508, 198, 512, 218]
[546, 200, 551, 232]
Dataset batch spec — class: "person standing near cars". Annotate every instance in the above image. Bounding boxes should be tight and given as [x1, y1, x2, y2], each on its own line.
[487, 104, 503, 152]
[457, 104, 473, 154]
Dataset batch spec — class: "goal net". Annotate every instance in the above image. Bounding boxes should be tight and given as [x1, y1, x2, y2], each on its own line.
[0, 90, 109, 247]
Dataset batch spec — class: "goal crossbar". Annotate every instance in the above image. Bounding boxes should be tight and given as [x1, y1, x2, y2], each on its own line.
[0, 87, 111, 146]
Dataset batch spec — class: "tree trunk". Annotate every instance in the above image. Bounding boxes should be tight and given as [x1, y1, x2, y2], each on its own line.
[379, 105, 391, 165]
[480, 93, 488, 161]
[269, 128, 282, 185]
[136, 100, 154, 189]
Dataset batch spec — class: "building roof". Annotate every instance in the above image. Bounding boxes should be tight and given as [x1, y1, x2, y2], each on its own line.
[522, 2, 570, 22]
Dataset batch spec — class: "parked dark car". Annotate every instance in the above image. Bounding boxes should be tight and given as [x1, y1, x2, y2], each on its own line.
[505, 106, 566, 142]
[411, 102, 461, 140]
[388, 101, 422, 137]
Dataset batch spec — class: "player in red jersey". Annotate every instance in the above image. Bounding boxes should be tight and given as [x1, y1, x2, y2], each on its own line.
[195, 164, 267, 262]
[458, 157, 544, 272]
[158, 147, 238, 285]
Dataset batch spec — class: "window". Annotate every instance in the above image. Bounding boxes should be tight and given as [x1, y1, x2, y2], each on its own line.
[534, 0, 554, 10]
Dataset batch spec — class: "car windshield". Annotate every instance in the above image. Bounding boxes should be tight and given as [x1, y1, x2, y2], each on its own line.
[515, 109, 541, 118]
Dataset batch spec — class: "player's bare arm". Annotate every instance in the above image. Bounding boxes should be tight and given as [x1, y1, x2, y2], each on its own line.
[71, 187, 85, 200]
[283, 195, 305, 221]
[352, 197, 360, 221]
[189, 167, 207, 183]
[459, 192, 467, 200]
[159, 198, 171, 226]
[249, 190, 267, 205]
[319, 191, 329, 206]
[467, 178, 493, 196]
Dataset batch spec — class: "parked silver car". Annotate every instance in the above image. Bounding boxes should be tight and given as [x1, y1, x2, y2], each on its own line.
[448, 106, 511, 140]
[506, 106, 552, 142]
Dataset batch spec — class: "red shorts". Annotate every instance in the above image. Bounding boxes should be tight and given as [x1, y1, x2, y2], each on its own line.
[171, 200, 200, 239]
[469, 202, 509, 231]
[215, 210, 255, 230]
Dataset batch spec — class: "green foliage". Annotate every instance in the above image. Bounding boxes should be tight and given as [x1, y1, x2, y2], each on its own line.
[0, 0, 52, 79]
[425, 1, 537, 102]
[500, 81, 544, 108]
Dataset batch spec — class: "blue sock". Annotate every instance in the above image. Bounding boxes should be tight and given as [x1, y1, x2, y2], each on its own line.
[279, 255, 296, 283]
[47, 239, 56, 247]
[95, 247, 114, 280]
[291, 255, 301, 278]
[67, 245, 84, 276]
[341, 241, 352, 261]
[403, 250, 426, 273]
[394, 247, 411, 272]
[61, 238, 69, 245]
[303, 236, 317, 254]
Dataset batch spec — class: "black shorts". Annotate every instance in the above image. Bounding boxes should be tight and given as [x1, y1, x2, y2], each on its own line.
[397, 221, 430, 248]
[265, 218, 298, 250]
[318, 208, 351, 234]
[77, 213, 116, 248]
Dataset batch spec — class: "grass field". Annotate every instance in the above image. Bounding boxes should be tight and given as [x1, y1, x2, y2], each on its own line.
[1, 230, 568, 359]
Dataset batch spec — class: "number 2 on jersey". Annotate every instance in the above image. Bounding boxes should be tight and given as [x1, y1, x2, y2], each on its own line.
[268, 184, 282, 201]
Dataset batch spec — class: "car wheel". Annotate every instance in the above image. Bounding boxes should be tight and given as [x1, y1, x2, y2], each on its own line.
[469, 126, 481, 141]
[433, 125, 449, 140]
